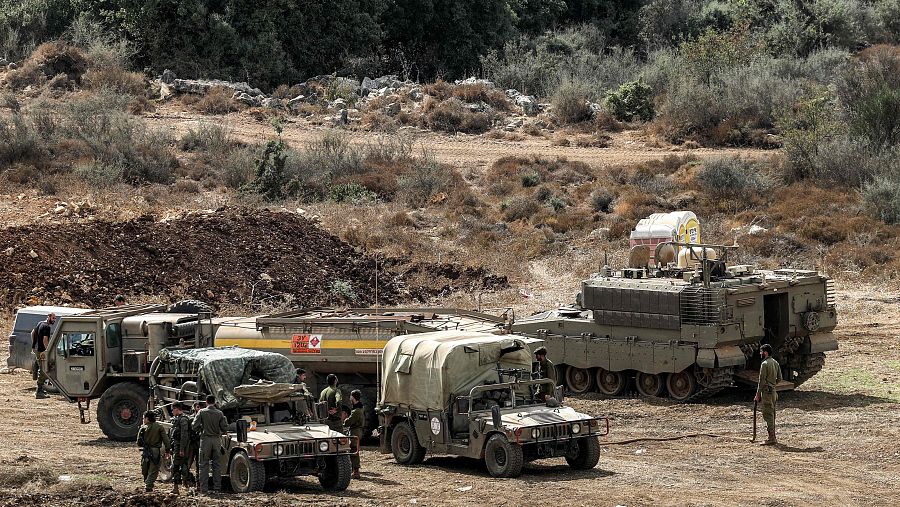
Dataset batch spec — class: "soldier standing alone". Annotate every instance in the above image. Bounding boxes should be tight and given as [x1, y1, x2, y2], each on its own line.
[137, 411, 171, 492]
[343, 389, 365, 479]
[755, 344, 782, 445]
[31, 313, 56, 399]
[533, 347, 558, 401]
[319, 374, 343, 432]
[192, 395, 228, 494]
[169, 403, 192, 493]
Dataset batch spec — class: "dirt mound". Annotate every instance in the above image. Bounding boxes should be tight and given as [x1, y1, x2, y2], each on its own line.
[0, 208, 506, 310]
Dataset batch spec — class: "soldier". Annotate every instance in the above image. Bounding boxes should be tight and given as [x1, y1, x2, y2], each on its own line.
[186, 401, 205, 486]
[169, 403, 192, 494]
[137, 410, 171, 492]
[114, 294, 126, 307]
[755, 344, 782, 445]
[191, 395, 228, 494]
[342, 389, 365, 479]
[533, 346, 558, 401]
[319, 374, 343, 432]
[295, 367, 308, 384]
[31, 313, 55, 399]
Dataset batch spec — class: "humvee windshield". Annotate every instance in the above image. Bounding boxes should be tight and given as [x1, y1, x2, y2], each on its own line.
[467, 379, 553, 412]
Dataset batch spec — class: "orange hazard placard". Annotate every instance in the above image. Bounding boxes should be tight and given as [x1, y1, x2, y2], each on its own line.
[291, 334, 322, 354]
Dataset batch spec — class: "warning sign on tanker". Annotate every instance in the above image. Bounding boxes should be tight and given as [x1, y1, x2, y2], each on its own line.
[291, 334, 322, 354]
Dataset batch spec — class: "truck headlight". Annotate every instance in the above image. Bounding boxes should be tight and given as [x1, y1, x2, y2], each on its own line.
[571, 423, 581, 434]
[531, 428, 540, 439]
[318, 441, 330, 452]
[273, 444, 283, 456]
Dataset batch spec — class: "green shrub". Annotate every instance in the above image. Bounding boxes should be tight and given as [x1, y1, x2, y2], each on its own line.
[502, 198, 541, 221]
[179, 123, 232, 152]
[520, 171, 540, 187]
[836, 46, 900, 150]
[74, 161, 123, 187]
[862, 174, 900, 224]
[0, 114, 44, 170]
[396, 155, 451, 207]
[329, 182, 378, 203]
[605, 80, 654, 121]
[590, 187, 615, 212]
[697, 157, 773, 200]
[242, 121, 287, 201]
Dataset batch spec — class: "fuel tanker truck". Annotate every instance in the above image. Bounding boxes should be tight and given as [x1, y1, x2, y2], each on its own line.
[42, 302, 506, 441]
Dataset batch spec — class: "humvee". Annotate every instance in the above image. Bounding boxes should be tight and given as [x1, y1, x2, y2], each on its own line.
[150, 346, 356, 492]
[376, 331, 609, 478]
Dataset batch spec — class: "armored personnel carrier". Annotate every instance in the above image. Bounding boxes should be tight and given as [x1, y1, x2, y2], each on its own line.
[510, 242, 838, 401]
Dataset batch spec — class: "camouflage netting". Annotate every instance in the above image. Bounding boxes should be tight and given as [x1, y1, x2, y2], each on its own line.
[156, 346, 296, 409]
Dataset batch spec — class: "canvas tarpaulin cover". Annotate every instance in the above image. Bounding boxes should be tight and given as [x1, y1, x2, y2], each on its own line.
[157, 346, 296, 408]
[379, 331, 537, 411]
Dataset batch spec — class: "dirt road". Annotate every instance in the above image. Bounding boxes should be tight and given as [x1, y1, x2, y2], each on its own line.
[1, 286, 897, 506]
[145, 106, 773, 170]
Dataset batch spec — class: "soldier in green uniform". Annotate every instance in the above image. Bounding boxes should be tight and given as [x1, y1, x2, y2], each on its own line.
[169, 403, 192, 493]
[192, 395, 228, 494]
[755, 344, 782, 445]
[342, 389, 365, 479]
[137, 411, 171, 492]
[319, 374, 343, 432]
[533, 347, 558, 401]
[185, 401, 204, 487]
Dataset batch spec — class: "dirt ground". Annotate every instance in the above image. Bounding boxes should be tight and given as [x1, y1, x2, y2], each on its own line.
[1, 284, 898, 507]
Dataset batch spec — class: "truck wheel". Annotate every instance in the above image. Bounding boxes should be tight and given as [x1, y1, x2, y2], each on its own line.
[230, 451, 266, 493]
[97, 382, 148, 441]
[565, 436, 601, 470]
[484, 434, 524, 478]
[167, 300, 214, 315]
[318, 455, 352, 491]
[391, 421, 427, 465]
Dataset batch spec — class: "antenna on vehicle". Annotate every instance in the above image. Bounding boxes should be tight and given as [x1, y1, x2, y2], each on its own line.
[375, 253, 381, 404]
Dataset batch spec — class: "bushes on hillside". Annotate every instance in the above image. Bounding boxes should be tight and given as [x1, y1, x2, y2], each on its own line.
[605, 80, 654, 121]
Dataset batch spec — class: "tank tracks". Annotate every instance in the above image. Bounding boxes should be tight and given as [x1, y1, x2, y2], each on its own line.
[788, 352, 826, 387]
[682, 366, 735, 403]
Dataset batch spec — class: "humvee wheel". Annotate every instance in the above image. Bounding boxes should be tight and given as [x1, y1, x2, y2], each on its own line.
[666, 369, 698, 401]
[391, 421, 426, 465]
[635, 372, 665, 397]
[565, 367, 594, 394]
[565, 436, 601, 470]
[595, 369, 627, 396]
[97, 382, 148, 441]
[484, 434, 524, 478]
[230, 451, 266, 493]
[319, 455, 352, 491]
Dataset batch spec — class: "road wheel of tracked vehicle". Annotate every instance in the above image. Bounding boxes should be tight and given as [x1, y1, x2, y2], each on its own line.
[565, 366, 594, 394]
[666, 369, 698, 401]
[97, 382, 148, 441]
[595, 369, 627, 396]
[167, 299, 214, 315]
[484, 434, 524, 478]
[565, 436, 601, 470]
[319, 455, 352, 491]
[391, 421, 427, 465]
[230, 451, 266, 493]
[635, 372, 666, 397]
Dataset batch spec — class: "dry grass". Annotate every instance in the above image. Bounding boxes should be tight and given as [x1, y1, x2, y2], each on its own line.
[423, 80, 512, 110]
[3, 42, 87, 90]
[195, 86, 244, 115]
[83, 67, 146, 96]
[421, 97, 493, 133]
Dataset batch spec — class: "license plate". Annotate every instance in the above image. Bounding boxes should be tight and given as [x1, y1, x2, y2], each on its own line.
[69, 366, 85, 371]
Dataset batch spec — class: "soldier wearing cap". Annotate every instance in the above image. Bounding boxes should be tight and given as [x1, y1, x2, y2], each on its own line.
[533, 346, 558, 401]
[755, 343, 782, 445]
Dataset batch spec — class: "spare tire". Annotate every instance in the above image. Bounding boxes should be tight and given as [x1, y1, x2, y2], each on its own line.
[167, 299, 214, 315]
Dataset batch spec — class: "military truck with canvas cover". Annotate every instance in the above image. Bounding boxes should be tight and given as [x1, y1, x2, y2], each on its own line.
[510, 242, 838, 401]
[149, 346, 356, 492]
[377, 331, 609, 478]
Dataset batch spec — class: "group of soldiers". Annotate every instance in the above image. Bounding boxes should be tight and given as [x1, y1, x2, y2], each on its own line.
[137, 395, 228, 494]
[136, 370, 366, 494]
